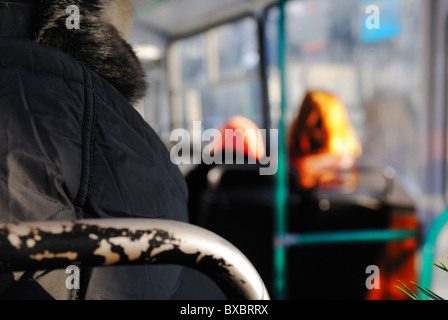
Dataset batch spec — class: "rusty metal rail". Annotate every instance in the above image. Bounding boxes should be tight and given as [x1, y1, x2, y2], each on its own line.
[0, 218, 270, 300]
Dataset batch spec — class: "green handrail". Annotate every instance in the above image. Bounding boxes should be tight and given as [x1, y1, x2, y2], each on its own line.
[273, 0, 289, 301]
[279, 229, 418, 247]
[418, 207, 448, 300]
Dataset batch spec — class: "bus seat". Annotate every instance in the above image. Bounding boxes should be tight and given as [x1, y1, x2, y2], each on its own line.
[192, 160, 275, 295]
[287, 164, 420, 300]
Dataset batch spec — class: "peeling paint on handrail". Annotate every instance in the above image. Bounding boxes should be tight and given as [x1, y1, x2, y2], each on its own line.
[0, 218, 270, 300]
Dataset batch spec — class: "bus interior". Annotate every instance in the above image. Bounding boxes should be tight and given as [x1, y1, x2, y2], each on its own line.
[3, 0, 446, 301]
[123, 0, 448, 300]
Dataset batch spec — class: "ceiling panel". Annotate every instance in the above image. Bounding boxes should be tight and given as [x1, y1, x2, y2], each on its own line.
[130, 0, 274, 37]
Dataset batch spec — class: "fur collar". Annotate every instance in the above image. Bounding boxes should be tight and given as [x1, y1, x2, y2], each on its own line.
[34, 0, 147, 105]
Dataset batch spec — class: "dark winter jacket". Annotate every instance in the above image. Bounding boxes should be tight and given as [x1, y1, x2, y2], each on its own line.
[0, 0, 188, 299]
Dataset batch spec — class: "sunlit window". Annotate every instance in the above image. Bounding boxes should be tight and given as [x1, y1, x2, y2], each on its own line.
[168, 16, 263, 136]
[265, 0, 427, 193]
[132, 34, 171, 141]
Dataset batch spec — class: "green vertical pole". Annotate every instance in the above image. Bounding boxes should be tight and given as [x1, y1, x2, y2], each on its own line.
[273, 0, 289, 300]
[419, 207, 448, 300]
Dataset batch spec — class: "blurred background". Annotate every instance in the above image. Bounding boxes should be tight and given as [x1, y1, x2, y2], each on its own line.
[127, 0, 448, 300]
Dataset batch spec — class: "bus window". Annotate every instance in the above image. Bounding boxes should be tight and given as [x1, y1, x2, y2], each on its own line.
[168, 16, 263, 136]
[131, 26, 171, 141]
[265, 0, 427, 196]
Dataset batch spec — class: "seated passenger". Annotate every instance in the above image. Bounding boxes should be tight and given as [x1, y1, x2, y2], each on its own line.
[0, 0, 188, 299]
[213, 115, 266, 163]
[185, 115, 266, 224]
[287, 91, 419, 300]
[288, 91, 362, 190]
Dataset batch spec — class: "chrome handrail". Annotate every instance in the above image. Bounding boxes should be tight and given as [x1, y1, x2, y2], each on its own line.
[0, 218, 270, 300]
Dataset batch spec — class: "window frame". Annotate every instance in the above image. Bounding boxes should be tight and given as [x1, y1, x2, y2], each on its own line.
[166, 12, 270, 135]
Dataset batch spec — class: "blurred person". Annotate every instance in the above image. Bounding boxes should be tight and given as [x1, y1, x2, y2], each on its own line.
[214, 115, 266, 163]
[185, 115, 266, 224]
[288, 91, 419, 300]
[0, 0, 188, 299]
[288, 91, 362, 190]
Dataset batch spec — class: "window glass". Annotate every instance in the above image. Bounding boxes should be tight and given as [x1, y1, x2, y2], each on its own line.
[130, 27, 171, 141]
[217, 18, 260, 80]
[141, 65, 172, 141]
[179, 33, 208, 86]
[169, 16, 263, 136]
[201, 80, 263, 130]
[265, 0, 426, 193]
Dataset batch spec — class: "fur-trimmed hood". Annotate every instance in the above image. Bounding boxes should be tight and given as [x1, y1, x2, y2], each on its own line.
[0, 0, 147, 105]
